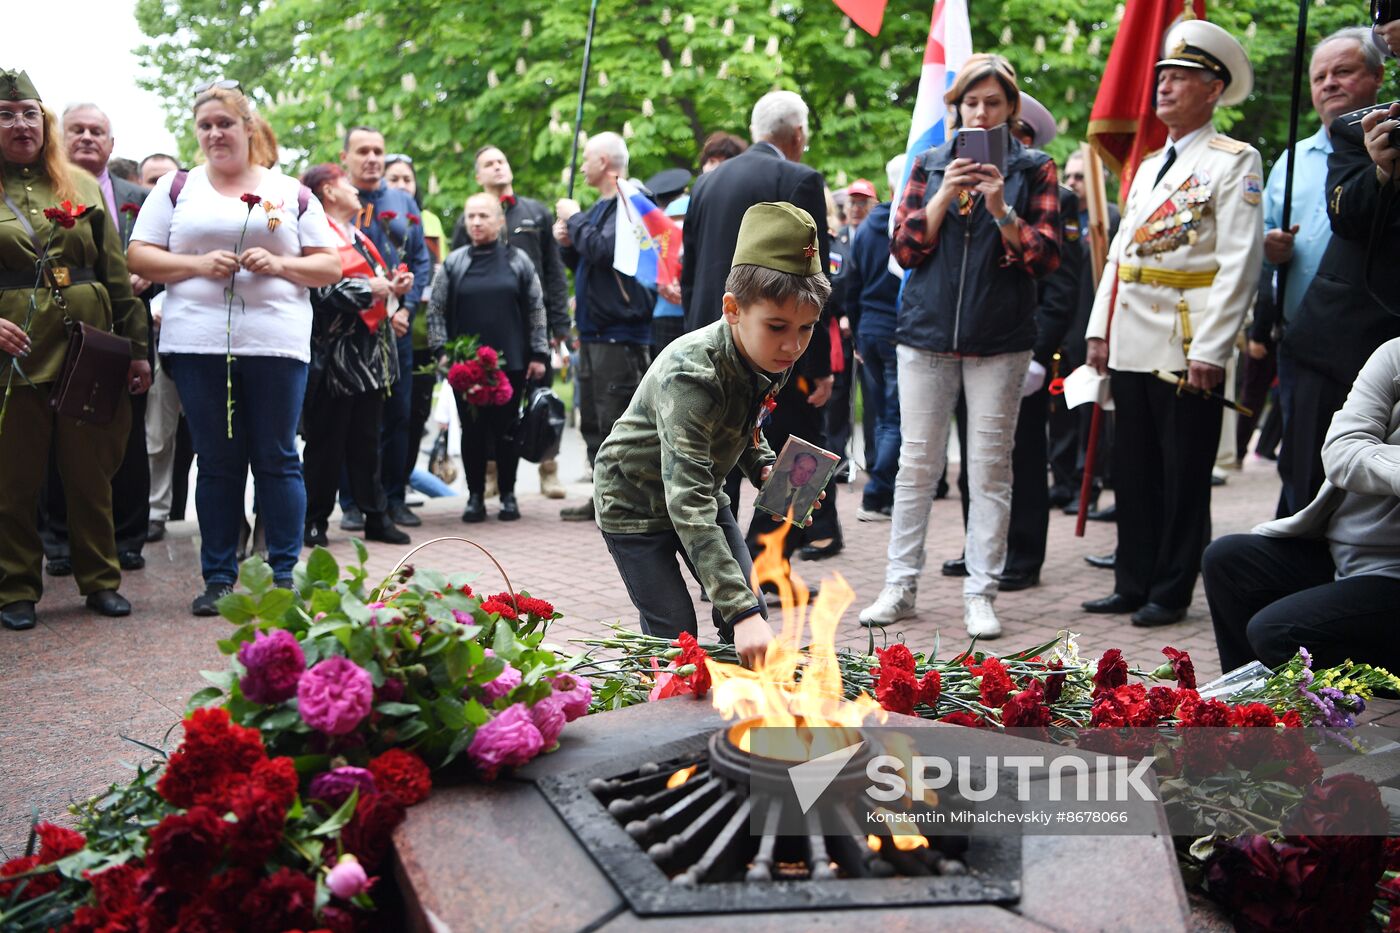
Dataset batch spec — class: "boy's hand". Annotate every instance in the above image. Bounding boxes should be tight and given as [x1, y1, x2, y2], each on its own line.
[733, 615, 774, 669]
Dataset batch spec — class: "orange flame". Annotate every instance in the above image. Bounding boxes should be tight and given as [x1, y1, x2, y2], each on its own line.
[666, 764, 698, 789]
[707, 521, 885, 760]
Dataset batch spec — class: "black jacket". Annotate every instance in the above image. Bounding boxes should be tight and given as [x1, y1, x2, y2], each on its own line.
[680, 142, 832, 378]
[449, 195, 570, 339]
[426, 242, 549, 369]
[1031, 186, 1083, 368]
[1282, 108, 1400, 387]
[1063, 204, 1120, 368]
[561, 195, 655, 345]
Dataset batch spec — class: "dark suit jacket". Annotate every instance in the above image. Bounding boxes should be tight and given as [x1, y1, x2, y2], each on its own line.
[680, 142, 832, 378]
[110, 176, 149, 249]
[1283, 108, 1400, 387]
[1032, 186, 1083, 368]
[1065, 202, 1120, 368]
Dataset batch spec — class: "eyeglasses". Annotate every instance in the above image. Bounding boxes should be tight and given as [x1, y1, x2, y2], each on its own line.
[0, 108, 43, 129]
[193, 78, 241, 95]
[386, 153, 413, 165]
[1065, 172, 1086, 181]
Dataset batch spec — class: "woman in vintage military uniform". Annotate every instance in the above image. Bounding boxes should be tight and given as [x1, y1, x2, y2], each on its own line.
[0, 69, 149, 631]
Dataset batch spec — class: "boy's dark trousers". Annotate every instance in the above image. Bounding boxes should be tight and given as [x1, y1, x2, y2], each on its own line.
[602, 506, 767, 642]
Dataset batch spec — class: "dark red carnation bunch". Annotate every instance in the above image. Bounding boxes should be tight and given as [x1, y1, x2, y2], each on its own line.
[1146, 685, 1182, 719]
[1178, 696, 1232, 728]
[238, 866, 318, 931]
[977, 656, 1015, 708]
[1090, 683, 1157, 728]
[1230, 702, 1278, 728]
[872, 644, 915, 678]
[146, 806, 227, 888]
[368, 748, 433, 806]
[939, 711, 987, 728]
[1092, 649, 1128, 696]
[42, 200, 90, 228]
[64, 862, 146, 931]
[1002, 679, 1051, 728]
[0, 822, 85, 903]
[156, 707, 269, 809]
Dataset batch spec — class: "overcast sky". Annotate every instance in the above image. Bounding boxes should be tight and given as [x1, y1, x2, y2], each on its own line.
[15, 0, 181, 162]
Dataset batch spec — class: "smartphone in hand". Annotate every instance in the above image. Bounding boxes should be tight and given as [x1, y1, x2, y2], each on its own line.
[954, 124, 1009, 175]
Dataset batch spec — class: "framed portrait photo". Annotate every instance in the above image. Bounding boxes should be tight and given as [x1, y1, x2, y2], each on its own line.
[755, 436, 841, 527]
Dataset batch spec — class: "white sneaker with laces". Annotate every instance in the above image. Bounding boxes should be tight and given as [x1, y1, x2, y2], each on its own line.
[859, 585, 916, 627]
[964, 594, 1002, 639]
[856, 506, 892, 522]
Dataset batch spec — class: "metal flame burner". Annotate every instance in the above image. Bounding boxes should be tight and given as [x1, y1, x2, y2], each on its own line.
[536, 726, 1021, 915]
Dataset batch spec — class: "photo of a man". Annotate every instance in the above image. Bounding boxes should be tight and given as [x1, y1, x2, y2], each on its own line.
[756, 438, 839, 526]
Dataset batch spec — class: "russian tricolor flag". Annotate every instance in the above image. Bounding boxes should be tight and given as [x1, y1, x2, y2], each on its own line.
[613, 177, 682, 290]
[896, 0, 973, 205]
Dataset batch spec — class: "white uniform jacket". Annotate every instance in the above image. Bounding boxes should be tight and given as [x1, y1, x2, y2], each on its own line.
[1085, 127, 1264, 372]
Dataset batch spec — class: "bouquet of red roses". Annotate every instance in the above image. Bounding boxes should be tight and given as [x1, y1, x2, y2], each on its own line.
[441, 335, 513, 412]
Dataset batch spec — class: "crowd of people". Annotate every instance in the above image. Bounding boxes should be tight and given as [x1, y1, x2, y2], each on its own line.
[2, 15, 1399, 678]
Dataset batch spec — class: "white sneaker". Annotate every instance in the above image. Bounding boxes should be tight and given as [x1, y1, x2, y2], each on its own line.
[859, 585, 916, 627]
[964, 595, 1002, 639]
[856, 506, 892, 522]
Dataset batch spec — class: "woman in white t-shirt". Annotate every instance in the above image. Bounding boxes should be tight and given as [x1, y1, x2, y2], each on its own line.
[128, 83, 340, 615]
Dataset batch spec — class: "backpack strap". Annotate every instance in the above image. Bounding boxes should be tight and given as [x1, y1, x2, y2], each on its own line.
[168, 169, 189, 208]
[297, 184, 311, 218]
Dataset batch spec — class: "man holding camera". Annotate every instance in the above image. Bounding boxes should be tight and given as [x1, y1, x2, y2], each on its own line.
[1082, 21, 1264, 627]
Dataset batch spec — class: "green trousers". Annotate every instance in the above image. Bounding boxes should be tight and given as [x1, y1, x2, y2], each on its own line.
[0, 384, 129, 605]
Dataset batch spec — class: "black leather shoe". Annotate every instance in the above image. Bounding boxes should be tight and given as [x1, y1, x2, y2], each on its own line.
[364, 514, 411, 544]
[1087, 504, 1117, 522]
[798, 535, 842, 560]
[941, 557, 968, 577]
[119, 551, 146, 571]
[1085, 552, 1116, 569]
[462, 494, 486, 523]
[192, 583, 233, 617]
[305, 524, 328, 548]
[1082, 593, 1143, 614]
[1, 601, 36, 631]
[339, 506, 366, 531]
[998, 569, 1040, 592]
[1131, 602, 1187, 627]
[46, 557, 72, 577]
[1048, 487, 1074, 508]
[498, 494, 521, 521]
[86, 589, 131, 617]
[146, 520, 166, 542]
[1062, 498, 1099, 516]
[388, 503, 422, 527]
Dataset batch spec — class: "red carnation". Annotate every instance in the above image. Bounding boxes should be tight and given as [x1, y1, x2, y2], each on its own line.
[1146, 685, 1180, 719]
[146, 806, 226, 887]
[978, 656, 1015, 708]
[1092, 649, 1128, 696]
[253, 755, 299, 809]
[1179, 697, 1232, 728]
[68, 861, 145, 930]
[119, 201, 141, 216]
[1281, 709, 1304, 728]
[239, 866, 317, 931]
[157, 707, 267, 809]
[227, 783, 290, 866]
[673, 632, 713, 696]
[1043, 659, 1066, 704]
[377, 210, 398, 222]
[874, 643, 916, 676]
[481, 596, 519, 620]
[1230, 702, 1279, 728]
[1160, 646, 1197, 690]
[240, 192, 262, 208]
[368, 748, 433, 806]
[36, 822, 85, 862]
[917, 669, 941, 708]
[875, 666, 918, 716]
[939, 711, 987, 728]
[1002, 679, 1052, 728]
[0, 855, 54, 901]
[517, 596, 555, 620]
[340, 792, 407, 873]
[407, 213, 421, 225]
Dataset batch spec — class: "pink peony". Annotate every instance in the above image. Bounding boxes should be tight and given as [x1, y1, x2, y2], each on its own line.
[297, 657, 374, 735]
[530, 694, 568, 747]
[490, 380, 514, 406]
[326, 854, 373, 900]
[467, 703, 544, 779]
[476, 345, 499, 368]
[307, 766, 376, 810]
[549, 673, 593, 722]
[478, 651, 522, 704]
[237, 629, 306, 704]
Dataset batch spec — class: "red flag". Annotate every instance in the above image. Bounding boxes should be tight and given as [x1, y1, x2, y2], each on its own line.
[833, 0, 887, 36]
[1088, 0, 1206, 193]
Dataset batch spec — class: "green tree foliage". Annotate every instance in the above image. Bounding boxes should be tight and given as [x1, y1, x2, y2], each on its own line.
[134, 0, 1383, 222]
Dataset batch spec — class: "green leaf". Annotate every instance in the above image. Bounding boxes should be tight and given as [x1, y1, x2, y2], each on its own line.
[309, 587, 342, 616]
[375, 701, 421, 717]
[443, 724, 475, 766]
[340, 590, 371, 625]
[306, 547, 339, 586]
[492, 618, 517, 659]
[350, 536, 369, 568]
[310, 788, 359, 837]
[260, 707, 301, 730]
[258, 588, 295, 621]
[463, 698, 489, 727]
[218, 593, 259, 625]
[292, 753, 332, 776]
[395, 718, 430, 742]
[186, 686, 224, 711]
[445, 638, 473, 683]
[434, 696, 468, 731]
[239, 557, 274, 597]
[200, 669, 237, 691]
[470, 656, 504, 686]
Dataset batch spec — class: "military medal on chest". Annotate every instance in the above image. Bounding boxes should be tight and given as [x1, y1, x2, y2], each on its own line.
[1131, 172, 1212, 257]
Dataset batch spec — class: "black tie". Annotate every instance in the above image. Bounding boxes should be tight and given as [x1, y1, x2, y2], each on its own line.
[1153, 146, 1177, 188]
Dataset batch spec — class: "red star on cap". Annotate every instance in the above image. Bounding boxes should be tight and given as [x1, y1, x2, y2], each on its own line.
[802, 243, 817, 258]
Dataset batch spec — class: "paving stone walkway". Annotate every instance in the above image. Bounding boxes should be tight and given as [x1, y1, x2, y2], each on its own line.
[0, 429, 1285, 857]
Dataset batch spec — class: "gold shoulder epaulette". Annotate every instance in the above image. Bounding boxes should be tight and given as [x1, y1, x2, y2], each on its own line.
[1143, 147, 1164, 161]
[1208, 137, 1249, 155]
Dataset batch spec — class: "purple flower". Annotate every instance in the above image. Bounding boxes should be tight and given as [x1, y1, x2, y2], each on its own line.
[549, 673, 593, 722]
[376, 677, 405, 703]
[307, 766, 376, 810]
[452, 609, 474, 625]
[237, 629, 306, 704]
[327, 854, 373, 899]
[467, 703, 544, 779]
[297, 656, 374, 735]
[530, 694, 568, 747]
[478, 650, 522, 704]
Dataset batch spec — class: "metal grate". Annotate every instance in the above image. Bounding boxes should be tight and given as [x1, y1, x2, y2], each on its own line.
[537, 730, 1021, 915]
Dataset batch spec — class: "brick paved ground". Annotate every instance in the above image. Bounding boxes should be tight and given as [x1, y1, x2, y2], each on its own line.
[0, 428, 1284, 857]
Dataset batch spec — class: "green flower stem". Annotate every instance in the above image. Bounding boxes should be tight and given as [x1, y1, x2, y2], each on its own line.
[0, 227, 60, 436]
[225, 208, 257, 439]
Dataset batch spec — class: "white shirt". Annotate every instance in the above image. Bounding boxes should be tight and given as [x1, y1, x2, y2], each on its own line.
[130, 166, 336, 362]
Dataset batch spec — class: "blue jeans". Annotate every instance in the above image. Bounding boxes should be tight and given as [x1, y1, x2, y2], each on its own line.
[858, 333, 901, 510]
[168, 354, 308, 585]
[380, 333, 415, 508]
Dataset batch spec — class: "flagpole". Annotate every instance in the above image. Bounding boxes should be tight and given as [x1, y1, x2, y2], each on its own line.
[566, 0, 602, 199]
[1075, 141, 1114, 537]
[1275, 0, 1310, 314]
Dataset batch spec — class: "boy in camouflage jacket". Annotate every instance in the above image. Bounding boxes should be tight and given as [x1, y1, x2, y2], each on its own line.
[593, 203, 832, 667]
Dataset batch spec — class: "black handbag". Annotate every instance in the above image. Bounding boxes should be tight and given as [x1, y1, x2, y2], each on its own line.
[515, 384, 566, 463]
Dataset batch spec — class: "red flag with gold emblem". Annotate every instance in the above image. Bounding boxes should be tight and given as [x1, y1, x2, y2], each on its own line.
[1088, 0, 1206, 193]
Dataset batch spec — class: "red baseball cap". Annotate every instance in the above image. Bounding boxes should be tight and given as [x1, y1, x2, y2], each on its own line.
[846, 179, 877, 200]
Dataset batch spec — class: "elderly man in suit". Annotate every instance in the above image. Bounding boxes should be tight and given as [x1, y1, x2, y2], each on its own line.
[38, 104, 153, 576]
[680, 90, 841, 562]
[1082, 21, 1265, 627]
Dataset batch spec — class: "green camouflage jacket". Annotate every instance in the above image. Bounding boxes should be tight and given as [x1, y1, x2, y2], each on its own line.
[594, 320, 783, 625]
